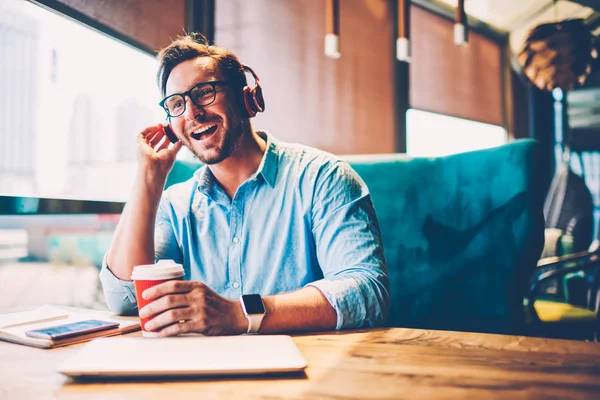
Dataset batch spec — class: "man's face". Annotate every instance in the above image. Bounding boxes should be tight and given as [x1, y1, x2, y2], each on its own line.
[165, 57, 244, 165]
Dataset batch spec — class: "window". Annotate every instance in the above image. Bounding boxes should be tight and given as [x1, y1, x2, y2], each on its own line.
[0, 0, 172, 202]
[406, 109, 507, 157]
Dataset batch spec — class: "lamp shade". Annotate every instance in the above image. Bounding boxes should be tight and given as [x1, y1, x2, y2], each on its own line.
[517, 19, 597, 91]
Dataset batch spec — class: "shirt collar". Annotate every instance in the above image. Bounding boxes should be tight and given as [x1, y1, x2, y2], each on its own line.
[194, 165, 227, 204]
[254, 131, 278, 188]
[193, 130, 279, 199]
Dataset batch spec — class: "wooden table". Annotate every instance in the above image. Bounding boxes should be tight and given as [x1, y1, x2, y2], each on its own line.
[1, 328, 599, 399]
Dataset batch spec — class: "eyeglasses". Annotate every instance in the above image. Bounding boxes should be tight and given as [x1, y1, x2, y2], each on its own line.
[159, 80, 229, 118]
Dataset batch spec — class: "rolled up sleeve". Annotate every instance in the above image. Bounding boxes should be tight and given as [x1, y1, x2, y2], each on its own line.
[99, 194, 183, 315]
[99, 255, 138, 316]
[307, 161, 390, 329]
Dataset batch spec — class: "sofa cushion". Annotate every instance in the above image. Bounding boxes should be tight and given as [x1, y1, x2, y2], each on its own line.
[344, 139, 544, 334]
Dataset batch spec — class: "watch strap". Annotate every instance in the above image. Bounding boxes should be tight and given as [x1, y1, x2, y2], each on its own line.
[246, 314, 264, 334]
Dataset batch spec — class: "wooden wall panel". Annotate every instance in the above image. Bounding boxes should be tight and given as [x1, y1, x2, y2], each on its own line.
[215, 0, 395, 155]
[55, 0, 185, 52]
[410, 6, 503, 126]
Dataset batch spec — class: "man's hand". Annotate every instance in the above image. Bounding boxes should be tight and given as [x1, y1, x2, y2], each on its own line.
[104, 125, 183, 283]
[138, 281, 248, 337]
[137, 124, 183, 179]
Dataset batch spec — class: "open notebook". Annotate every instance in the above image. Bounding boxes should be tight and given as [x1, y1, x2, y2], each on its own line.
[0, 305, 140, 349]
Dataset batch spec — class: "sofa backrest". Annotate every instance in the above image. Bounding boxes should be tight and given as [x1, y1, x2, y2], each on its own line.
[165, 139, 544, 335]
[344, 139, 544, 334]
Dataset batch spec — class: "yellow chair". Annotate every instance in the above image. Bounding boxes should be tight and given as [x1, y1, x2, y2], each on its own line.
[527, 249, 600, 340]
[534, 300, 597, 322]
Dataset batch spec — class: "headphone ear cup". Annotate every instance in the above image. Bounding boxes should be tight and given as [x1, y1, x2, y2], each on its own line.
[253, 84, 265, 113]
[243, 86, 257, 118]
[163, 124, 179, 143]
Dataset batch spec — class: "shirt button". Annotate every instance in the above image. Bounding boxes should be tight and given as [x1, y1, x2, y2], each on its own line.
[232, 282, 240, 289]
[232, 237, 239, 244]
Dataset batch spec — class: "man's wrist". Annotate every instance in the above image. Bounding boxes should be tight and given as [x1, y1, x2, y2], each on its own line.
[134, 168, 168, 201]
[233, 300, 249, 335]
[239, 294, 267, 334]
[137, 165, 168, 186]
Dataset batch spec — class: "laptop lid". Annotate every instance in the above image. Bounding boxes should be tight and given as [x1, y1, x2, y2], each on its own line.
[58, 335, 307, 378]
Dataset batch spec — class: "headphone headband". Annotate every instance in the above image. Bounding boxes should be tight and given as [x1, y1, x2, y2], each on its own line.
[243, 65, 260, 84]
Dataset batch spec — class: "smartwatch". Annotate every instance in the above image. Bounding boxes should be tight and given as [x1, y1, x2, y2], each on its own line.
[240, 294, 266, 334]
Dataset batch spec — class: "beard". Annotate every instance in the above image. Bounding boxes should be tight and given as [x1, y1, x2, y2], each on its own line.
[185, 119, 243, 165]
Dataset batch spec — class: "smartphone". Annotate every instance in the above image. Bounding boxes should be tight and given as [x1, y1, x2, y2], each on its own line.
[25, 319, 120, 340]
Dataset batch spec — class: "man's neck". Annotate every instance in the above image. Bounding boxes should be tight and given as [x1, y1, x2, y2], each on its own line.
[208, 128, 267, 199]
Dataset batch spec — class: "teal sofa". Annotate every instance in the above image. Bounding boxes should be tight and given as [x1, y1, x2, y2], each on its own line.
[165, 139, 544, 335]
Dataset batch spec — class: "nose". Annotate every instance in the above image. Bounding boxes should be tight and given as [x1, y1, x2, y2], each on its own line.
[182, 95, 206, 121]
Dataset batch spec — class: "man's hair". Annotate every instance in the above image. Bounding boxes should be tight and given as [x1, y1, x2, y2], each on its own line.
[156, 32, 248, 97]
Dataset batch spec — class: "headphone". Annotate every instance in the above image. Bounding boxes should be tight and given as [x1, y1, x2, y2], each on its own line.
[163, 124, 179, 144]
[163, 64, 265, 144]
[241, 65, 265, 118]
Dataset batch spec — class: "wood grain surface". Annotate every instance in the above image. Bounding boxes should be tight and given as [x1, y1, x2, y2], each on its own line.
[1, 327, 599, 399]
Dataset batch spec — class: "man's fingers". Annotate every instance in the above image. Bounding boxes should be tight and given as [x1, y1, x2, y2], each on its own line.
[139, 124, 163, 139]
[155, 136, 172, 153]
[144, 306, 191, 332]
[148, 130, 166, 148]
[157, 320, 195, 337]
[137, 125, 163, 152]
[171, 141, 183, 153]
[139, 292, 190, 317]
[142, 280, 195, 300]
[145, 129, 161, 143]
[157, 141, 184, 156]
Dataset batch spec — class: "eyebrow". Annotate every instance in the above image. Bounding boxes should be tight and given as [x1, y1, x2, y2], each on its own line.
[168, 79, 222, 97]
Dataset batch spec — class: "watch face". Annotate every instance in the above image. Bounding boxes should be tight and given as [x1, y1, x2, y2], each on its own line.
[242, 294, 265, 315]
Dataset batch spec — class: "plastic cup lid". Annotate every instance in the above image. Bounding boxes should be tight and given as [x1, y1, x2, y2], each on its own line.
[131, 260, 184, 281]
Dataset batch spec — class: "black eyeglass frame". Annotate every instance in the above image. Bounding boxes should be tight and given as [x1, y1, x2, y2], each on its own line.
[159, 80, 229, 118]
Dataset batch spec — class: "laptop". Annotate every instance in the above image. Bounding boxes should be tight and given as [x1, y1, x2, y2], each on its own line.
[58, 335, 308, 378]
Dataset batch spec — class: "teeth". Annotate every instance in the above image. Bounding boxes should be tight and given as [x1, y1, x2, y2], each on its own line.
[194, 124, 217, 135]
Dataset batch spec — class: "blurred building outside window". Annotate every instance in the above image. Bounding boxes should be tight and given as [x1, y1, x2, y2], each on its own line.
[406, 109, 507, 157]
[0, 0, 196, 203]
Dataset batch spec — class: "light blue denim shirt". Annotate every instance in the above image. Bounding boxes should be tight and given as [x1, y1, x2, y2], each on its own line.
[100, 131, 390, 329]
